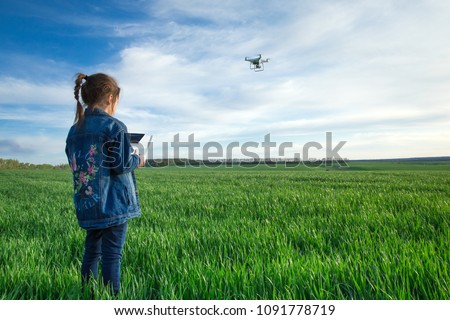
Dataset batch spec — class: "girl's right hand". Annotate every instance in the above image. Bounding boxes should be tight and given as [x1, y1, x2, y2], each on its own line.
[138, 155, 145, 168]
[133, 148, 145, 168]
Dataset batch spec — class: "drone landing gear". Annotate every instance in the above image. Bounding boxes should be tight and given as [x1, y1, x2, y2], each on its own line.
[249, 64, 264, 72]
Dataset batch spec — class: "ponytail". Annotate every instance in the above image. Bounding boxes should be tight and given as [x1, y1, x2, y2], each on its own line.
[73, 73, 88, 127]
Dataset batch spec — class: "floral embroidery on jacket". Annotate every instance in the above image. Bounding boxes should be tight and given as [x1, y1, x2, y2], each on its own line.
[69, 144, 100, 210]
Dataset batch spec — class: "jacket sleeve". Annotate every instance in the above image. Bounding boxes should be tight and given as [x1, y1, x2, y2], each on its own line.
[103, 129, 139, 174]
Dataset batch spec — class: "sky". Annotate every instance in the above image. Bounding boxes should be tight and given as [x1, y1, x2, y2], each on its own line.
[0, 0, 449, 164]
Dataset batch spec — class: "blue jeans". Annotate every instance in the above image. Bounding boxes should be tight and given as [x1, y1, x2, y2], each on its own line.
[81, 222, 128, 296]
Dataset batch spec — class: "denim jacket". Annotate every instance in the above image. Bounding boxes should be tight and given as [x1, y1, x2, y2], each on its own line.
[65, 108, 141, 230]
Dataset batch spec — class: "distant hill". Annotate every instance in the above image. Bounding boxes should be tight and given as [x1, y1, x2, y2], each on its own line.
[351, 156, 450, 162]
[1, 156, 448, 170]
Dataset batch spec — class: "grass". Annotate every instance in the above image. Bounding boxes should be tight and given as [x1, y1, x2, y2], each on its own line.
[0, 162, 449, 299]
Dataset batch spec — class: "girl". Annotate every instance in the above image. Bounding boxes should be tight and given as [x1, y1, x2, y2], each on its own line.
[66, 73, 144, 297]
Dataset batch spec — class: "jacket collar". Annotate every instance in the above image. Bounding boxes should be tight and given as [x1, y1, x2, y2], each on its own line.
[84, 107, 110, 117]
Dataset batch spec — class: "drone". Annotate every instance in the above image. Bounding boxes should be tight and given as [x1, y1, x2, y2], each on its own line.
[245, 54, 269, 72]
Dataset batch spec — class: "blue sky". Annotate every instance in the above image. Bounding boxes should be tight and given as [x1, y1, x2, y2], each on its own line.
[0, 0, 449, 164]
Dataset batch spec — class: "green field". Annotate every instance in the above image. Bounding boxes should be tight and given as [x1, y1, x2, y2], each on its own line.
[0, 162, 449, 299]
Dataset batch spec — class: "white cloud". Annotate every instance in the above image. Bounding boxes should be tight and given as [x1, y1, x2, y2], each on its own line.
[0, 134, 68, 165]
[0, 77, 72, 106]
[346, 128, 450, 159]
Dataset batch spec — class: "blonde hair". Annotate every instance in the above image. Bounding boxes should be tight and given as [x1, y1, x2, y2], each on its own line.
[73, 73, 120, 126]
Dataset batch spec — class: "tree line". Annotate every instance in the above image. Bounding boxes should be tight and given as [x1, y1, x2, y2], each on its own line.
[0, 158, 69, 170]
